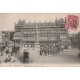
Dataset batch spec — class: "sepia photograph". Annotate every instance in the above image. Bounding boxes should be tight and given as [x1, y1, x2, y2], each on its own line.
[0, 13, 80, 67]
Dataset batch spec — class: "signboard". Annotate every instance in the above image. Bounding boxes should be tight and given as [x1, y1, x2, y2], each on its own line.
[60, 35, 67, 39]
[22, 37, 35, 41]
[13, 37, 21, 40]
[39, 37, 57, 41]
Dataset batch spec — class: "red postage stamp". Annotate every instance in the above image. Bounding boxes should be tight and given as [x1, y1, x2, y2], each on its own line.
[65, 15, 79, 30]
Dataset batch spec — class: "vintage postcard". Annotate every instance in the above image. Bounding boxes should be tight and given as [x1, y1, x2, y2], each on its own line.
[0, 13, 80, 67]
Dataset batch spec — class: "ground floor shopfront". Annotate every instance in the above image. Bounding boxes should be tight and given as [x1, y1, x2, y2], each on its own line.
[13, 38, 70, 48]
[13, 38, 71, 54]
[13, 39, 60, 55]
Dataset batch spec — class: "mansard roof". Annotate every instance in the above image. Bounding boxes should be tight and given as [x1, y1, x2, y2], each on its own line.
[14, 18, 65, 28]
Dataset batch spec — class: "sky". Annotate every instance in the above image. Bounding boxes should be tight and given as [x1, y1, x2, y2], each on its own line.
[0, 13, 80, 33]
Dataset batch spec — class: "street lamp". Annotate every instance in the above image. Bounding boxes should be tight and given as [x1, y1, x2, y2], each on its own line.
[35, 22, 39, 48]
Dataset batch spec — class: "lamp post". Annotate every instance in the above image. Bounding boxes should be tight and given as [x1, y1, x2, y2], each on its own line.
[35, 22, 39, 48]
[57, 23, 60, 52]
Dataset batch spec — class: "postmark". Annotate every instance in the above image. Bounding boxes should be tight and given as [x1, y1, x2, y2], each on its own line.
[65, 15, 79, 30]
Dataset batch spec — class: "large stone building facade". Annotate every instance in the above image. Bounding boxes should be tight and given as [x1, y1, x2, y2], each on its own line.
[13, 18, 68, 48]
[1, 31, 14, 43]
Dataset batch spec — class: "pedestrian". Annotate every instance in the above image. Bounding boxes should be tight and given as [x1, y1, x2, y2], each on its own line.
[40, 47, 43, 55]
[44, 47, 48, 56]
[1, 44, 6, 56]
[5, 46, 11, 62]
[5, 46, 9, 54]
[68, 44, 72, 50]
[9, 45, 13, 56]
[61, 44, 64, 51]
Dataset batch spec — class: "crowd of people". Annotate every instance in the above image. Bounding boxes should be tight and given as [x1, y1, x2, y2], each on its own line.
[0, 41, 20, 63]
[39, 43, 72, 56]
[0, 40, 72, 63]
[40, 43, 60, 56]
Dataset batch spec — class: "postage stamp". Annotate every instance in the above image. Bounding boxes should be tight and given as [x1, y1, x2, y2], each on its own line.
[65, 15, 79, 30]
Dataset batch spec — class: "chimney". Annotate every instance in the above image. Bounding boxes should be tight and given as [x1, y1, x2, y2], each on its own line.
[39, 21, 41, 23]
[50, 20, 51, 22]
[55, 18, 57, 23]
[34, 20, 36, 23]
[65, 17, 66, 23]
[44, 20, 46, 23]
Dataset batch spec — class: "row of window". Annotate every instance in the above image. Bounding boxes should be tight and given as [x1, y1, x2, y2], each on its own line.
[15, 28, 36, 32]
[15, 27, 59, 32]
[23, 34, 58, 37]
[15, 28, 66, 31]
[59, 31, 67, 33]
[15, 29, 59, 32]
[15, 25, 56, 28]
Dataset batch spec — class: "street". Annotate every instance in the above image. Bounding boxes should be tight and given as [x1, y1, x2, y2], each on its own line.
[37, 49, 80, 64]
[28, 49, 80, 64]
[0, 49, 80, 66]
